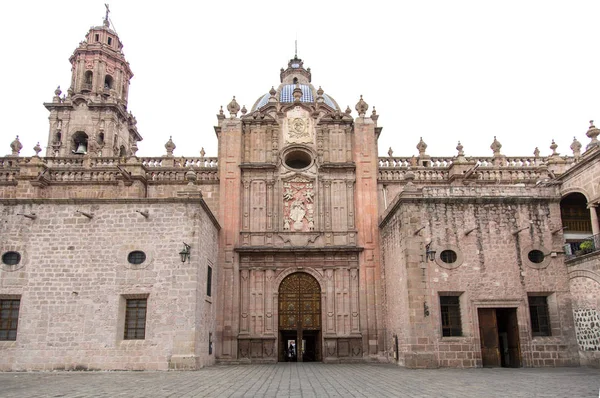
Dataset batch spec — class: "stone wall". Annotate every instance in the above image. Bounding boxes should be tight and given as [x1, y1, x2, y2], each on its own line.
[380, 186, 580, 368]
[0, 199, 218, 371]
[567, 255, 600, 368]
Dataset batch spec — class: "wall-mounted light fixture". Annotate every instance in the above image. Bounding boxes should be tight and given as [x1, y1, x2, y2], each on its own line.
[425, 242, 436, 262]
[424, 302, 430, 317]
[179, 242, 191, 263]
[17, 213, 37, 220]
[136, 210, 149, 218]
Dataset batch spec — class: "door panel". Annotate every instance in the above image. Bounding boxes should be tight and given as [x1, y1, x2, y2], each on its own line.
[506, 309, 521, 367]
[278, 273, 321, 362]
[478, 308, 501, 367]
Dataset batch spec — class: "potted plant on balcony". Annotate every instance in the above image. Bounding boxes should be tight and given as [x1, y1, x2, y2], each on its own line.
[578, 240, 594, 255]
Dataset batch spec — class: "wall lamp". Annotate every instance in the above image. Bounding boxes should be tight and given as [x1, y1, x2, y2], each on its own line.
[179, 242, 191, 263]
[425, 242, 436, 262]
[17, 213, 37, 220]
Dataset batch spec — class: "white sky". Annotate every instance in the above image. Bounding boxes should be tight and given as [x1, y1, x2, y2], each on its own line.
[2, 1, 600, 159]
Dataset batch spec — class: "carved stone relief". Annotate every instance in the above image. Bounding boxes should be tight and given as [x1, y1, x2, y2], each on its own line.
[284, 107, 313, 144]
[282, 176, 315, 232]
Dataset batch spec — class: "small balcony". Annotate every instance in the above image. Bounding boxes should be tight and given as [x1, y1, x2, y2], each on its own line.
[81, 83, 92, 92]
[565, 233, 600, 260]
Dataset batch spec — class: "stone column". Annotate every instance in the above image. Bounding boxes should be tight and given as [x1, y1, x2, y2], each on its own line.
[589, 204, 599, 236]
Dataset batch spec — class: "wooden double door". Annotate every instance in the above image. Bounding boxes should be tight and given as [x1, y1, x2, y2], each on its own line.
[278, 273, 322, 362]
[478, 308, 521, 367]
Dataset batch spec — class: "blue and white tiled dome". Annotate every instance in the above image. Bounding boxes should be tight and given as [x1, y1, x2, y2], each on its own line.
[252, 84, 339, 112]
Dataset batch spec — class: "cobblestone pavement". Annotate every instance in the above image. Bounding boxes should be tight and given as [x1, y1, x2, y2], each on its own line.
[0, 364, 598, 398]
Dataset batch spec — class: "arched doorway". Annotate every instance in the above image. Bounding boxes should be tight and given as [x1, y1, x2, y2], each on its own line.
[278, 272, 321, 362]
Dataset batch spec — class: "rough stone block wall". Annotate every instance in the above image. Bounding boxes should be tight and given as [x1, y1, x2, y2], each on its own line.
[380, 187, 580, 368]
[0, 200, 218, 371]
[567, 256, 600, 368]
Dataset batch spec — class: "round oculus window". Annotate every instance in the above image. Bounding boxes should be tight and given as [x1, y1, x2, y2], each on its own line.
[440, 250, 457, 264]
[127, 251, 147, 265]
[284, 149, 312, 170]
[2, 251, 21, 266]
[527, 250, 545, 264]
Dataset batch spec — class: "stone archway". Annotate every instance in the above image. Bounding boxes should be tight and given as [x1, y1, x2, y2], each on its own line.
[278, 272, 322, 362]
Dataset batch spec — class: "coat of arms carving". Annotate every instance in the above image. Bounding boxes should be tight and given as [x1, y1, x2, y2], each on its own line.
[282, 176, 315, 232]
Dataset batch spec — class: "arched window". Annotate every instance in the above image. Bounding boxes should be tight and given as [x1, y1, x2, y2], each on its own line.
[104, 75, 113, 90]
[293, 77, 298, 85]
[119, 145, 126, 157]
[560, 193, 591, 234]
[83, 71, 93, 92]
[561, 192, 595, 255]
[97, 132, 105, 145]
[71, 131, 88, 154]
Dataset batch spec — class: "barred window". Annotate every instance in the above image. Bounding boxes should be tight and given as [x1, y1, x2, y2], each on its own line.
[529, 296, 551, 336]
[0, 299, 20, 341]
[124, 298, 147, 340]
[127, 251, 146, 265]
[440, 295, 462, 337]
[207, 265, 213, 297]
[440, 250, 457, 264]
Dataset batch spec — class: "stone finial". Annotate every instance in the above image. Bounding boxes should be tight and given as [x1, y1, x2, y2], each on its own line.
[269, 86, 277, 97]
[10, 135, 22, 156]
[345, 106, 352, 115]
[455, 141, 466, 163]
[586, 120, 600, 150]
[371, 106, 379, 123]
[571, 136, 582, 158]
[416, 137, 428, 156]
[456, 141, 464, 156]
[403, 170, 416, 191]
[53, 86, 62, 103]
[317, 86, 324, 96]
[130, 141, 138, 157]
[355, 95, 368, 117]
[533, 147, 540, 157]
[165, 136, 176, 157]
[241, 105, 247, 115]
[550, 139, 558, 156]
[490, 136, 502, 156]
[200, 147, 205, 159]
[227, 97, 240, 118]
[217, 105, 225, 121]
[33, 142, 42, 157]
[185, 168, 197, 186]
[388, 147, 394, 157]
[292, 85, 303, 102]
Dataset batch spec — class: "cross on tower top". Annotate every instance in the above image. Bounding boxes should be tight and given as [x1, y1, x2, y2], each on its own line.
[104, 3, 110, 27]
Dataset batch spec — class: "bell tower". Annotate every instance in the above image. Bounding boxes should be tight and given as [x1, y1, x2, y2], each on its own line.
[44, 6, 141, 157]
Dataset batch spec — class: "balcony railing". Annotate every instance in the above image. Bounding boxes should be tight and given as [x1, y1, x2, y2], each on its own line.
[565, 233, 600, 260]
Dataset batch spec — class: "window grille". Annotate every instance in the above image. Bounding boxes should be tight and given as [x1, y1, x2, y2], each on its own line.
[0, 299, 20, 341]
[124, 298, 147, 340]
[440, 295, 462, 337]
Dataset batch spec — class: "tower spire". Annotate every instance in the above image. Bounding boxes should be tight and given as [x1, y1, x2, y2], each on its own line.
[295, 36, 297, 59]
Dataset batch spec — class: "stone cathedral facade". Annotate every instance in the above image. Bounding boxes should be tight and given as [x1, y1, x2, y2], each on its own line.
[1, 15, 599, 370]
